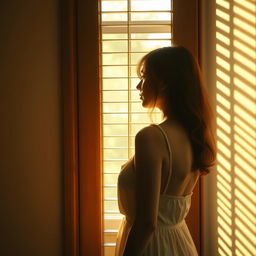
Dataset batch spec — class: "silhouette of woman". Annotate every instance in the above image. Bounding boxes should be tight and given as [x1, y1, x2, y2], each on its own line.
[115, 46, 216, 256]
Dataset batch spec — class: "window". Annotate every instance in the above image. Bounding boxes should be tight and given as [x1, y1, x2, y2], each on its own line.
[100, 1, 172, 254]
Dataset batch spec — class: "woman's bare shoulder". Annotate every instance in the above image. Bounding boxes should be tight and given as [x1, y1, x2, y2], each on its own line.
[136, 124, 161, 137]
[135, 125, 166, 148]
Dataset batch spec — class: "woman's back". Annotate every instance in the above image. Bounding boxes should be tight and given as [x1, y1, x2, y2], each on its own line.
[157, 120, 200, 197]
[115, 121, 199, 256]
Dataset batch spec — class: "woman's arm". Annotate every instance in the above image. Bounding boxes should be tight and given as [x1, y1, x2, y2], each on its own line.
[123, 219, 155, 256]
[123, 126, 163, 255]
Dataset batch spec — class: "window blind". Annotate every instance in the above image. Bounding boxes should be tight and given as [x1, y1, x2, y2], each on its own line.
[100, 1, 173, 255]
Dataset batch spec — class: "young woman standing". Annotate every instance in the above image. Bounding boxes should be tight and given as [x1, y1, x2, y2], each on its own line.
[115, 46, 216, 256]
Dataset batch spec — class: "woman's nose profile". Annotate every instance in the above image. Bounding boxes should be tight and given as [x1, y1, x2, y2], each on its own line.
[136, 80, 142, 90]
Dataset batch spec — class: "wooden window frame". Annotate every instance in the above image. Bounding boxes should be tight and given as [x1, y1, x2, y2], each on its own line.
[62, 0, 204, 255]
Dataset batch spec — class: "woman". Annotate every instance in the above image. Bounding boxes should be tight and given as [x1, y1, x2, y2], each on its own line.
[115, 46, 216, 256]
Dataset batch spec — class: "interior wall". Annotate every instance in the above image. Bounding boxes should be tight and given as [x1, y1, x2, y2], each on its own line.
[201, 0, 219, 255]
[0, 1, 64, 256]
[202, 0, 256, 255]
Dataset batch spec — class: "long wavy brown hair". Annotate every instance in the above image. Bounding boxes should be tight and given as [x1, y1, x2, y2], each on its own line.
[137, 46, 217, 176]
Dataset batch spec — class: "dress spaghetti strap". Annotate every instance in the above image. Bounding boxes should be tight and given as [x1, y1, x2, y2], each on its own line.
[151, 124, 173, 194]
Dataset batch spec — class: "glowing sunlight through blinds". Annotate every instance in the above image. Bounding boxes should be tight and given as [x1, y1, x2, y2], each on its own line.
[215, 0, 256, 255]
[99, 0, 172, 255]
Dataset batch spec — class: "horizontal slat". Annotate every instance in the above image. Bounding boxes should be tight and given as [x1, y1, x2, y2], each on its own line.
[102, 89, 139, 91]
[100, 0, 172, 13]
[104, 232, 118, 244]
[104, 157, 127, 160]
[102, 74, 139, 77]
[102, 64, 128, 66]
[100, 10, 173, 14]
[104, 246, 115, 256]
[104, 217, 122, 229]
[102, 130, 145, 133]
[103, 146, 130, 149]
[102, 38, 171, 42]
[104, 229, 119, 233]
[102, 101, 140, 103]
[103, 122, 148, 125]
[104, 184, 117, 188]
[101, 53, 145, 56]
[103, 136, 135, 140]
[102, 26, 172, 32]
[104, 243, 116, 247]
[104, 197, 118, 201]
[101, 63, 155, 66]
[101, 24, 171, 33]
[104, 245, 116, 256]
[100, 51, 166, 55]
[105, 210, 120, 214]
[104, 173, 120, 176]
[105, 215, 123, 220]
[103, 154, 131, 156]
[103, 111, 148, 114]
[101, 64, 142, 68]
[102, 21, 171, 26]
[100, 50, 171, 54]
[101, 58, 142, 61]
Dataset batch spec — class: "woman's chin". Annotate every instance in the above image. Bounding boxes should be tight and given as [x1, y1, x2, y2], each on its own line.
[140, 97, 151, 108]
[141, 100, 149, 108]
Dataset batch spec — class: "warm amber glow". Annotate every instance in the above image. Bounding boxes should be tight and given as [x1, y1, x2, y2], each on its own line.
[234, 134, 255, 161]
[217, 165, 232, 182]
[217, 128, 231, 146]
[216, 9, 230, 21]
[234, 52, 255, 72]
[234, 65, 255, 83]
[218, 226, 232, 246]
[217, 56, 230, 70]
[217, 117, 231, 134]
[100, 0, 172, 254]
[234, 18, 255, 36]
[234, 105, 255, 126]
[234, 117, 255, 139]
[218, 236, 233, 255]
[234, 29, 255, 47]
[216, 32, 230, 46]
[216, 43, 231, 58]
[216, 68, 230, 83]
[234, 40, 255, 58]
[217, 140, 231, 158]
[216, 105, 231, 121]
[216, 0, 230, 9]
[216, 20, 230, 33]
[216, 81, 231, 96]
[217, 93, 231, 109]
[215, 0, 256, 255]
[235, 200, 255, 229]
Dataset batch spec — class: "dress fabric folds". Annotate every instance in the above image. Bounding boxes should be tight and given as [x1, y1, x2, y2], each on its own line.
[115, 124, 198, 256]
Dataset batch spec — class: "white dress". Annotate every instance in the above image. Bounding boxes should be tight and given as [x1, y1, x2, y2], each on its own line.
[115, 124, 198, 256]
